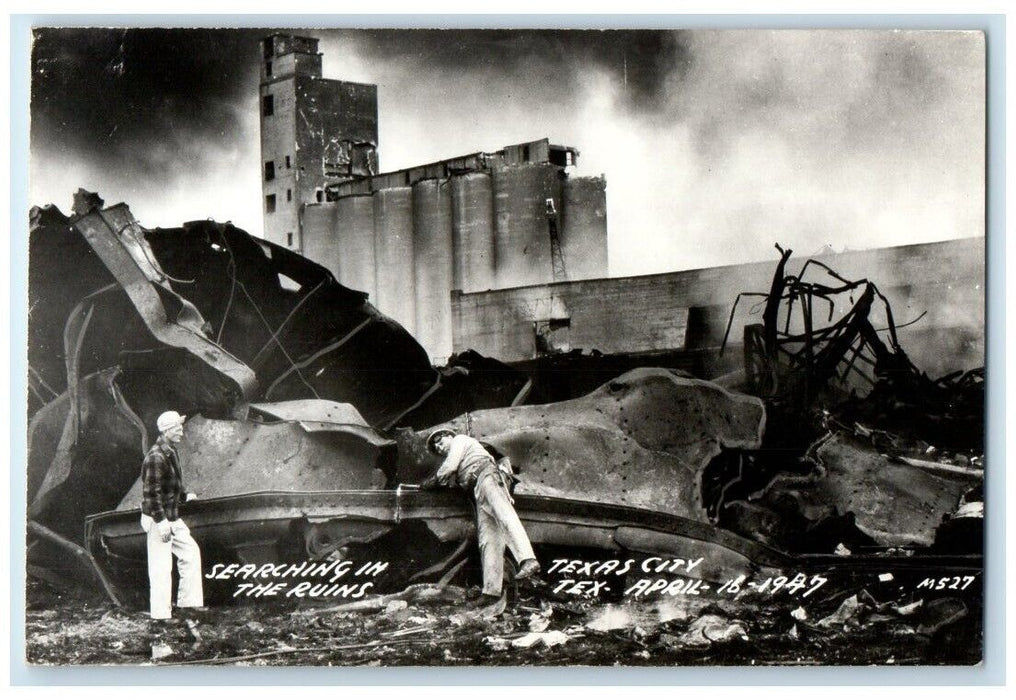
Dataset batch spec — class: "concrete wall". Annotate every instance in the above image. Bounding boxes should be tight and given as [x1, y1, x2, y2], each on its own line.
[323, 165, 606, 362]
[315, 154, 608, 363]
[300, 196, 379, 302]
[260, 52, 377, 254]
[331, 138, 562, 198]
[294, 76, 378, 207]
[452, 238, 985, 378]
[259, 77, 299, 250]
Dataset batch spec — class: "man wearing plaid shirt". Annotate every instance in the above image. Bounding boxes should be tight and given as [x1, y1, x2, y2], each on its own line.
[140, 410, 204, 619]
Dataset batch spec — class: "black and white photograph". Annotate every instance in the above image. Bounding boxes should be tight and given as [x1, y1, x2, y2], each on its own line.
[21, 23, 987, 668]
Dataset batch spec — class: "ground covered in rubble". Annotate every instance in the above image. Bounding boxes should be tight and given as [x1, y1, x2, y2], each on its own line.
[25, 577, 981, 667]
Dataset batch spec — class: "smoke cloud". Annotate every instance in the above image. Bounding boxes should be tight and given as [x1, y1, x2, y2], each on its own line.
[30, 28, 984, 275]
[31, 28, 265, 230]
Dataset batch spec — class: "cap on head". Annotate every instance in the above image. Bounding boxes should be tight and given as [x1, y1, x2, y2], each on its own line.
[426, 428, 456, 455]
[156, 411, 186, 433]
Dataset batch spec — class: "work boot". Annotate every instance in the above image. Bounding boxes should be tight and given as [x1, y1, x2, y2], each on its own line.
[466, 587, 502, 606]
[476, 593, 503, 607]
[516, 558, 541, 580]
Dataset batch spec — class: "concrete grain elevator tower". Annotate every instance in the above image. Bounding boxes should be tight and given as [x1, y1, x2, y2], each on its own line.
[258, 33, 608, 364]
[258, 34, 379, 253]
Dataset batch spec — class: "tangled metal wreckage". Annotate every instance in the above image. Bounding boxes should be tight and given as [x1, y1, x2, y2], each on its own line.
[26, 193, 983, 607]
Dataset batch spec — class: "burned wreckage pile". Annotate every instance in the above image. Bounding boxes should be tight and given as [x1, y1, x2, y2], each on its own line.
[714, 244, 984, 555]
[27, 193, 982, 651]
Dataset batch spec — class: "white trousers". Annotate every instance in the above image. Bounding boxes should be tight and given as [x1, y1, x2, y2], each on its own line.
[140, 514, 204, 619]
[474, 472, 536, 596]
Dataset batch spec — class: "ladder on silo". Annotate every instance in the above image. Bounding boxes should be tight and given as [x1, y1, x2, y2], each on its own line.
[546, 198, 568, 282]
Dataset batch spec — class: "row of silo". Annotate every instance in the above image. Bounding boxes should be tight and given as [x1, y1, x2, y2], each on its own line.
[304, 164, 599, 362]
[303, 195, 377, 301]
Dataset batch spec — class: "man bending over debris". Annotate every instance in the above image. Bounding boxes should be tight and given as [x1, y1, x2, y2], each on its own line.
[422, 429, 541, 603]
[140, 411, 204, 620]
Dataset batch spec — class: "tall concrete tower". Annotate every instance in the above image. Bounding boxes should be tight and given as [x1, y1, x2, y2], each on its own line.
[258, 34, 379, 253]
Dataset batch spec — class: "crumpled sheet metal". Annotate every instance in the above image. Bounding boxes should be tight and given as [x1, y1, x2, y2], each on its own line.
[145, 219, 437, 429]
[72, 204, 257, 405]
[248, 400, 391, 446]
[779, 432, 981, 547]
[28, 204, 253, 420]
[421, 368, 766, 521]
[28, 198, 517, 551]
[116, 413, 389, 510]
[29, 203, 440, 428]
[28, 369, 147, 542]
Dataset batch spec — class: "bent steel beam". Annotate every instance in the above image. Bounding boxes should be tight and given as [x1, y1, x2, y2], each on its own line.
[71, 204, 257, 407]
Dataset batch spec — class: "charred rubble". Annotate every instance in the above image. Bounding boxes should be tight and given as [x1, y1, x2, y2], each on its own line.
[26, 195, 983, 608]
[713, 245, 984, 555]
[28, 193, 526, 540]
[27, 193, 773, 602]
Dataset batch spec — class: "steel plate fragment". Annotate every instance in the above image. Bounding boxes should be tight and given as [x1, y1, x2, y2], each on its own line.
[411, 368, 767, 520]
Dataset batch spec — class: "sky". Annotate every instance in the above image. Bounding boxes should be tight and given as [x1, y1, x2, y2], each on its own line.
[29, 28, 985, 276]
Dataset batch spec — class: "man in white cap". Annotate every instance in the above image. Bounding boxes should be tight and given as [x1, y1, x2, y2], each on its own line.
[422, 428, 540, 604]
[140, 410, 203, 620]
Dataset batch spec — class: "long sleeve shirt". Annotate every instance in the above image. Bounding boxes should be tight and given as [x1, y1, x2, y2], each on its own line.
[434, 434, 497, 490]
[141, 436, 186, 522]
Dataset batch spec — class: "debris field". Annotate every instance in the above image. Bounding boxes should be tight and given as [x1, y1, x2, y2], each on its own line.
[25, 195, 984, 666]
